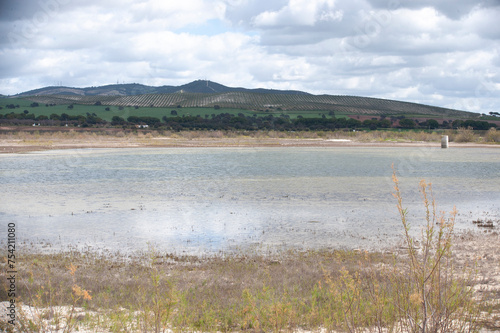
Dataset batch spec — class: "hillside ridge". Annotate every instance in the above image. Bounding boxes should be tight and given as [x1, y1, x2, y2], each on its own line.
[8, 80, 479, 118]
[14, 80, 310, 97]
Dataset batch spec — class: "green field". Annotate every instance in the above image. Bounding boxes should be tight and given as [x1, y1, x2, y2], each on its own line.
[0, 97, 349, 122]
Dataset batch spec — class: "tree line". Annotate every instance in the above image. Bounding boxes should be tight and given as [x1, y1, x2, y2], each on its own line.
[0, 110, 497, 131]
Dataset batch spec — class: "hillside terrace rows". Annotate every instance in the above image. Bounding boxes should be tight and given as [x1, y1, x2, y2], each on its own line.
[25, 92, 476, 118]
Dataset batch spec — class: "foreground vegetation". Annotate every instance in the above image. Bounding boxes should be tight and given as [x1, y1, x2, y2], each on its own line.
[1, 172, 498, 332]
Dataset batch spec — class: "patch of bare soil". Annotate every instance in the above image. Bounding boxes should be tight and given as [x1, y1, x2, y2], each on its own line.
[453, 230, 500, 331]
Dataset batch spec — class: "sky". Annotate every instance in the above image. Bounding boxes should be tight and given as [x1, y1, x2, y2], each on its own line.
[1, 0, 499, 113]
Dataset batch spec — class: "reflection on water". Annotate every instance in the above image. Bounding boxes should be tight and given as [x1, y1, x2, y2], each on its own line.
[1, 147, 499, 254]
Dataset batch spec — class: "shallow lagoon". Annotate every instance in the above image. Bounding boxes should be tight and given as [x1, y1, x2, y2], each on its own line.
[1, 146, 499, 254]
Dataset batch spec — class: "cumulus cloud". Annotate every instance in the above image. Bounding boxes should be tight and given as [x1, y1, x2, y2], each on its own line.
[252, 0, 343, 27]
[0, 0, 499, 113]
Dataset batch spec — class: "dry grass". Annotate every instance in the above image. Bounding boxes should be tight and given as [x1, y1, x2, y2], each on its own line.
[352, 130, 443, 142]
[1, 230, 495, 332]
[1, 247, 391, 332]
[1, 128, 499, 153]
[453, 127, 477, 143]
[484, 128, 500, 143]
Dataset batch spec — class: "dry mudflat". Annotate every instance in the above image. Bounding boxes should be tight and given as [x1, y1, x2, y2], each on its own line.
[453, 231, 500, 330]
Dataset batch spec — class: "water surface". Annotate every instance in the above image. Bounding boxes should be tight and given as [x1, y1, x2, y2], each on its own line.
[1, 147, 499, 254]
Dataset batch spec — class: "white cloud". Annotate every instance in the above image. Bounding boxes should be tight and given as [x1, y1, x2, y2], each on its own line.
[130, 0, 226, 28]
[464, 6, 500, 40]
[370, 55, 406, 67]
[253, 0, 342, 27]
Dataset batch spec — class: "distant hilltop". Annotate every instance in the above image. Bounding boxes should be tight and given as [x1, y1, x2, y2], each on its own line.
[14, 80, 310, 97]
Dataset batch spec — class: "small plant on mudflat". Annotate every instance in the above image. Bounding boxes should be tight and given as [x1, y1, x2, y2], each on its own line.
[320, 168, 483, 332]
[391, 168, 481, 333]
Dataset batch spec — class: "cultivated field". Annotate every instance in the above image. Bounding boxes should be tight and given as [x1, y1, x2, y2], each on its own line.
[1, 97, 348, 122]
[4, 91, 480, 119]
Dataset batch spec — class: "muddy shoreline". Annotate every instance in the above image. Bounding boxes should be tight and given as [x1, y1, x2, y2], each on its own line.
[2, 125, 499, 154]
[1, 135, 499, 154]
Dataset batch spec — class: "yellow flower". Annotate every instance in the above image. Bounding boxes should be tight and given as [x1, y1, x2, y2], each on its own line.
[66, 263, 78, 276]
[73, 284, 92, 301]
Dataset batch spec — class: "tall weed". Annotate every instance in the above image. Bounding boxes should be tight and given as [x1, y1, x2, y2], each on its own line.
[391, 168, 481, 332]
[319, 169, 482, 332]
[240, 283, 294, 332]
[134, 246, 178, 333]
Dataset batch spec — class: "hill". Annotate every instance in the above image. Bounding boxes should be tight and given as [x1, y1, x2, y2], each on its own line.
[12, 80, 478, 119]
[15, 80, 309, 97]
